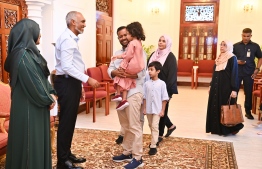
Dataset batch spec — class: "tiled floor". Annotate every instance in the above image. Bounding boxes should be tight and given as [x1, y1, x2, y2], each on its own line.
[76, 86, 262, 169]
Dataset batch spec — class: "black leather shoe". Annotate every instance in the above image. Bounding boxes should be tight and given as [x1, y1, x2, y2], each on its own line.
[57, 160, 83, 169]
[115, 135, 124, 144]
[68, 154, 86, 163]
[156, 137, 163, 146]
[165, 126, 176, 137]
[245, 114, 254, 119]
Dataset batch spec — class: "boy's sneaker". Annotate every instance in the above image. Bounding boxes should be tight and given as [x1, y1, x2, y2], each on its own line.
[116, 100, 129, 110]
[111, 95, 122, 102]
[124, 158, 144, 169]
[112, 154, 132, 162]
[148, 148, 157, 155]
[115, 135, 124, 144]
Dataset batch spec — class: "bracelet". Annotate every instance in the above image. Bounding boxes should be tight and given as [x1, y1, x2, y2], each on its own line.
[255, 68, 260, 71]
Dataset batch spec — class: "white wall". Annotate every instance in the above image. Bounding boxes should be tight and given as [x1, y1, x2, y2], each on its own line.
[41, 0, 96, 72]
[40, 0, 262, 83]
[113, 0, 181, 57]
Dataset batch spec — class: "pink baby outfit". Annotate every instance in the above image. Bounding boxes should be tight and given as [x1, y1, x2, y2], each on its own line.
[114, 39, 145, 91]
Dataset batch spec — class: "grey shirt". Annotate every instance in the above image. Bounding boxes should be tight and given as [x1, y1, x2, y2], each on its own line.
[107, 48, 146, 98]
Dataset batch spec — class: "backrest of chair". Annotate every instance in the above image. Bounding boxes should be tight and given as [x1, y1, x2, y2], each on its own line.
[198, 60, 215, 73]
[0, 81, 11, 114]
[87, 67, 103, 82]
[98, 64, 111, 81]
[177, 59, 194, 72]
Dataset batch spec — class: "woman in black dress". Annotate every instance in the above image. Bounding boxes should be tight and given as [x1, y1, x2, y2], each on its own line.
[147, 35, 178, 143]
[206, 40, 244, 136]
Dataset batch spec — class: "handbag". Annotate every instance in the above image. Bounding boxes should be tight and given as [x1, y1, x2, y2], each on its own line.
[220, 97, 244, 127]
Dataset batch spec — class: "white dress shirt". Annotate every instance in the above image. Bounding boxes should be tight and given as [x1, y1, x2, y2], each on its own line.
[55, 28, 89, 83]
[143, 79, 169, 115]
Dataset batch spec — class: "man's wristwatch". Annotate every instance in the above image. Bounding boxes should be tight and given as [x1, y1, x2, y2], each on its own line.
[255, 67, 260, 71]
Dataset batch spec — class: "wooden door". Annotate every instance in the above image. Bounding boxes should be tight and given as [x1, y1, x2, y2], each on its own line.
[96, 14, 112, 66]
[179, 0, 220, 64]
[0, 0, 25, 83]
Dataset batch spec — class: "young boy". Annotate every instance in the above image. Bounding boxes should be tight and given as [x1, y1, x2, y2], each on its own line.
[143, 61, 169, 155]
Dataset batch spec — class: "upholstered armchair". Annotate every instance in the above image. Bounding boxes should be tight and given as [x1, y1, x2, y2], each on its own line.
[177, 59, 194, 89]
[98, 64, 116, 98]
[0, 81, 10, 156]
[82, 71, 109, 122]
[195, 60, 215, 89]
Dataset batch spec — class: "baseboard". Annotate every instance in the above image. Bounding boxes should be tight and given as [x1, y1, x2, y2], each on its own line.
[177, 82, 210, 87]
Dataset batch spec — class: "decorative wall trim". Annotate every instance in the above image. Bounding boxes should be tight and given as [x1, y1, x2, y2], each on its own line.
[0, 0, 28, 18]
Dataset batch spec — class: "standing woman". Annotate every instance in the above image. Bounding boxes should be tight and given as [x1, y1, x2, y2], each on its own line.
[147, 35, 178, 143]
[206, 40, 244, 136]
[4, 19, 56, 169]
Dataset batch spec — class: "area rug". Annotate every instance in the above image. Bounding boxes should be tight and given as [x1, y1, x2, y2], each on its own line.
[0, 128, 238, 169]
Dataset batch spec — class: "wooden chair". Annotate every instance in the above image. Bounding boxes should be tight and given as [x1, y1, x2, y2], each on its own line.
[195, 60, 215, 89]
[252, 79, 262, 120]
[0, 81, 10, 156]
[98, 64, 116, 97]
[82, 79, 109, 122]
[87, 67, 112, 111]
[177, 59, 194, 89]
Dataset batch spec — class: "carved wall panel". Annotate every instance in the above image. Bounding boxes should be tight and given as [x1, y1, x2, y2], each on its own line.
[96, 0, 112, 16]
[4, 8, 17, 28]
[0, 0, 25, 83]
[0, 0, 27, 18]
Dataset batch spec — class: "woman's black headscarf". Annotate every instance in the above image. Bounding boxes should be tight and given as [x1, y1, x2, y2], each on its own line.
[4, 18, 50, 88]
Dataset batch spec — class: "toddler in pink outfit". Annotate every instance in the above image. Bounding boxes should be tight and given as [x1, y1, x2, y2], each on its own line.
[111, 22, 145, 110]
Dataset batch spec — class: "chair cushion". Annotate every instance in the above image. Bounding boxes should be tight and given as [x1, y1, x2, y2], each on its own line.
[177, 60, 194, 72]
[85, 91, 107, 98]
[198, 73, 213, 77]
[87, 67, 103, 82]
[177, 72, 192, 76]
[109, 86, 116, 93]
[198, 60, 215, 73]
[0, 112, 10, 118]
[253, 90, 260, 97]
[0, 82, 11, 114]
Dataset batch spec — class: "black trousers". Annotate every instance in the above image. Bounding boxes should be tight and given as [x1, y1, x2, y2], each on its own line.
[54, 76, 82, 162]
[238, 75, 254, 112]
[159, 101, 173, 136]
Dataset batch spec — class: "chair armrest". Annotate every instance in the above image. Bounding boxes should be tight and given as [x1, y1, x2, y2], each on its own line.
[0, 118, 7, 133]
[0, 112, 10, 118]
[103, 79, 114, 83]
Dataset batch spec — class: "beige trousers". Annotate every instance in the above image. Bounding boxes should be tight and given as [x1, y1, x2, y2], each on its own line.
[117, 93, 143, 160]
[146, 114, 160, 148]
[119, 104, 144, 136]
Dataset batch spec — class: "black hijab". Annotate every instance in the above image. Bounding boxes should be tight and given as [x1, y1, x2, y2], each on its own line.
[4, 18, 50, 88]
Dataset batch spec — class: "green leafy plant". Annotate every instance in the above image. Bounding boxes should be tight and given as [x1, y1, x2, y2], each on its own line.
[142, 44, 155, 60]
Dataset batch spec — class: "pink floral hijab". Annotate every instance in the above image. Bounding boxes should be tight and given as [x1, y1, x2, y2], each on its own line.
[149, 35, 172, 66]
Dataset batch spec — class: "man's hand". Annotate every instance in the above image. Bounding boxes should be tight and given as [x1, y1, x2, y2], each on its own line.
[159, 111, 164, 117]
[80, 88, 85, 102]
[87, 77, 100, 88]
[49, 94, 57, 110]
[112, 69, 126, 78]
[111, 55, 117, 61]
[251, 69, 259, 79]
[230, 91, 237, 98]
